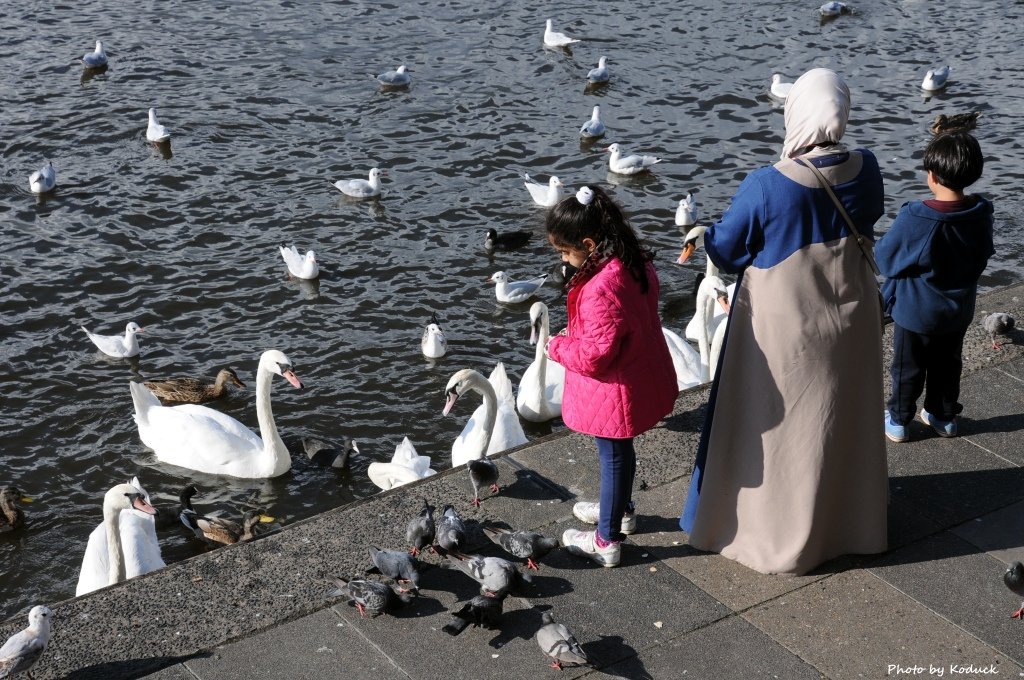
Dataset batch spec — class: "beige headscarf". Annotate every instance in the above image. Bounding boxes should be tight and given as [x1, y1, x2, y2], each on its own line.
[781, 68, 851, 159]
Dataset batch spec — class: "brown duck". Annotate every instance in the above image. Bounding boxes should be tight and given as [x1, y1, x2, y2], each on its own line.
[931, 112, 980, 134]
[0, 487, 32, 533]
[144, 368, 246, 405]
[177, 484, 273, 545]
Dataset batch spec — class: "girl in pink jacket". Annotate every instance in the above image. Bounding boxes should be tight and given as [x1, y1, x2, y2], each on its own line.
[545, 186, 678, 567]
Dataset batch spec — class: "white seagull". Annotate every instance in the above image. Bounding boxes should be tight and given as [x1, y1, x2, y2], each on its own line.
[82, 40, 108, 67]
[587, 56, 609, 83]
[0, 605, 52, 678]
[922, 65, 951, 92]
[770, 74, 793, 100]
[543, 19, 580, 47]
[422, 315, 447, 359]
[523, 173, 565, 207]
[606, 143, 662, 175]
[675, 193, 697, 227]
[279, 246, 319, 280]
[82, 321, 145, 358]
[333, 168, 386, 198]
[146, 108, 170, 143]
[579, 106, 606, 139]
[377, 65, 412, 87]
[488, 271, 547, 304]
[28, 162, 56, 194]
[819, 2, 848, 17]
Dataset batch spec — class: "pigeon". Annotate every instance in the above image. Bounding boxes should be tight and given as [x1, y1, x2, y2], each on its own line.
[982, 312, 1015, 349]
[334, 576, 411, 618]
[675, 192, 697, 227]
[579, 105, 606, 139]
[442, 593, 506, 635]
[467, 458, 499, 507]
[82, 40, 108, 67]
[586, 56, 609, 83]
[444, 554, 532, 598]
[819, 2, 849, 17]
[435, 504, 467, 554]
[146, 108, 171, 143]
[368, 546, 421, 593]
[422, 313, 447, 359]
[921, 65, 951, 92]
[536, 611, 589, 670]
[303, 437, 359, 469]
[484, 228, 531, 252]
[28, 162, 56, 194]
[543, 19, 579, 48]
[406, 498, 436, 556]
[605, 143, 662, 175]
[0, 605, 52, 679]
[1005, 562, 1024, 618]
[931, 112, 980, 134]
[333, 167, 386, 198]
[488, 271, 547, 303]
[82, 321, 144, 358]
[377, 65, 411, 87]
[770, 74, 793, 100]
[483, 526, 559, 570]
[279, 245, 319, 280]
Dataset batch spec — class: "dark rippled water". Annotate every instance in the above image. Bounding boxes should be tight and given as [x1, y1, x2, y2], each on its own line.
[2, 0, 1022, 619]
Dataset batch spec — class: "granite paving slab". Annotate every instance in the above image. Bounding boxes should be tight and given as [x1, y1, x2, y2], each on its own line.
[950, 499, 1024, 564]
[954, 367, 1024, 465]
[139, 665, 197, 680]
[743, 570, 1023, 679]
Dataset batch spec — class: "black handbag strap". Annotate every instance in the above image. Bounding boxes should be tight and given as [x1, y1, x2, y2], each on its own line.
[794, 157, 881, 276]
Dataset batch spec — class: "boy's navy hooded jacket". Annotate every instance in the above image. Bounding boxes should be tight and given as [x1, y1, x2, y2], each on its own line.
[876, 196, 994, 334]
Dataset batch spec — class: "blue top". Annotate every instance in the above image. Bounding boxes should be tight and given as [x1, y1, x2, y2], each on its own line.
[876, 197, 994, 334]
[705, 150, 884, 273]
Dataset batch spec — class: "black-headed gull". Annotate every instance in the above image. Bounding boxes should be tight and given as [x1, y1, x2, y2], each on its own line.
[922, 65, 950, 91]
[82, 321, 145, 358]
[334, 168, 386, 198]
[605, 143, 662, 175]
[819, 2, 849, 17]
[587, 56, 609, 83]
[280, 245, 319, 280]
[82, 40, 107, 68]
[488, 271, 547, 303]
[523, 173, 565, 207]
[422, 314, 447, 359]
[146, 108, 170, 143]
[579, 106, 606, 139]
[377, 65, 411, 87]
[770, 74, 793, 100]
[28, 162, 56, 194]
[543, 19, 579, 48]
[675, 193, 697, 227]
[0, 605, 52, 678]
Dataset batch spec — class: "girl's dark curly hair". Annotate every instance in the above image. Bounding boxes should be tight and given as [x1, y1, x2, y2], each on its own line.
[545, 185, 653, 292]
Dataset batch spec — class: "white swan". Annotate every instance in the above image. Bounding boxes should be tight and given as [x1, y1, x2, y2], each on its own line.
[367, 437, 437, 491]
[421, 315, 447, 359]
[922, 65, 951, 92]
[76, 478, 161, 596]
[579, 106, 605, 139]
[523, 173, 565, 207]
[488, 271, 547, 303]
[543, 19, 580, 47]
[675, 192, 697, 227]
[605, 143, 662, 175]
[770, 74, 793, 100]
[333, 168, 386, 198]
[444, 363, 528, 468]
[82, 321, 144, 358]
[516, 302, 565, 422]
[587, 56, 609, 83]
[29, 162, 56, 194]
[662, 327, 703, 390]
[82, 40, 107, 67]
[679, 225, 735, 342]
[130, 349, 303, 478]
[695, 275, 730, 382]
[146, 108, 170, 143]
[280, 245, 319, 279]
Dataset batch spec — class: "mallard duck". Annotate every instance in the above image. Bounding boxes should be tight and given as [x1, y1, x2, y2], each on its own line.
[931, 112, 980, 134]
[144, 368, 246, 405]
[0, 487, 32, 533]
[177, 485, 273, 545]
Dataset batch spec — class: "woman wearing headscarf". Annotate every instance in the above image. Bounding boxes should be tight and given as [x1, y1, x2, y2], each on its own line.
[679, 68, 888, 575]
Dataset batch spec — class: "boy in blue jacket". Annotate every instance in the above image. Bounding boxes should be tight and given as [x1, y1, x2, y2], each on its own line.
[877, 131, 994, 442]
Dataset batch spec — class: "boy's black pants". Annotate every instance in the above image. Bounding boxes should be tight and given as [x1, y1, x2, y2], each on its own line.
[887, 322, 967, 424]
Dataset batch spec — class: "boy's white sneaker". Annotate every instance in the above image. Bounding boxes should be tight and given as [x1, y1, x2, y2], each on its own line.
[562, 528, 621, 567]
[572, 501, 636, 534]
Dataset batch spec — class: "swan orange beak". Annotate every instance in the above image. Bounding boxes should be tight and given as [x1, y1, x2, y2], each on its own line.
[132, 496, 157, 515]
[282, 369, 303, 389]
[716, 290, 731, 315]
[443, 388, 460, 416]
[678, 242, 696, 264]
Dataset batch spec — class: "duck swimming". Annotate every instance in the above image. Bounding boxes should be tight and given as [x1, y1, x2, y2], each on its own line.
[144, 368, 246, 405]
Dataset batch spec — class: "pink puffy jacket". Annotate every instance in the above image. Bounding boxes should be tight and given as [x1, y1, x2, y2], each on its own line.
[547, 256, 677, 438]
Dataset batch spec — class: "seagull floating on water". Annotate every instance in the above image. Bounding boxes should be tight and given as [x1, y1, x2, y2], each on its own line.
[82, 321, 145, 358]
[770, 74, 793, 100]
[279, 245, 319, 280]
[488, 271, 547, 304]
[579, 106, 606, 139]
[605, 143, 662, 175]
[523, 173, 565, 207]
[146, 108, 170, 143]
[543, 19, 579, 48]
[28, 162, 56, 194]
[586, 56, 609, 83]
[922, 65, 950, 92]
[82, 40, 108, 67]
[422, 313, 447, 359]
[819, 2, 849, 17]
[676, 192, 697, 227]
[377, 65, 411, 87]
[333, 168, 386, 198]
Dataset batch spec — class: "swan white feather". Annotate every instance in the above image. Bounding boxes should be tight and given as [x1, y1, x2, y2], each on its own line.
[367, 437, 436, 491]
[445, 363, 528, 468]
[516, 302, 565, 422]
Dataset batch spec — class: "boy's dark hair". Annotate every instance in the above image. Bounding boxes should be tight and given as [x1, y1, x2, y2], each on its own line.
[546, 186, 653, 292]
[923, 131, 984, 192]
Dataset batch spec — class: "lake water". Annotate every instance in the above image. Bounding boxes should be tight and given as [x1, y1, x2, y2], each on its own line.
[2, 0, 1021, 620]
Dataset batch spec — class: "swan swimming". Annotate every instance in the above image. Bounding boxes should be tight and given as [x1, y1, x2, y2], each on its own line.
[367, 437, 437, 491]
[28, 162, 56, 194]
[444, 363, 528, 467]
[130, 349, 303, 478]
[280, 245, 319, 279]
[516, 302, 565, 422]
[605, 143, 662, 175]
[76, 478, 161, 596]
[82, 321, 144, 359]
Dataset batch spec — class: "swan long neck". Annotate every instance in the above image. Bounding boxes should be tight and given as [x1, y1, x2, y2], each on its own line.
[533, 314, 550, 383]
[255, 361, 289, 475]
[470, 373, 498, 455]
[696, 288, 715, 382]
[104, 503, 126, 586]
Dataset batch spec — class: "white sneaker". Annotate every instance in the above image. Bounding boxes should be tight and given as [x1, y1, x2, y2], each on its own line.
[572, 501, 636, 534]
[562, 528, 621, 567]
